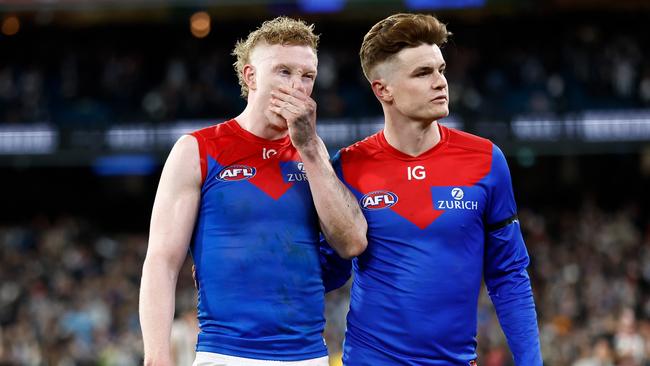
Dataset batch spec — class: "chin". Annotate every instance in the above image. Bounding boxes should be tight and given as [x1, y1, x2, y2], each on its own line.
[431, 107, 449, 121]
[417, 111, 449, 123]
[410, 104, 449, 122]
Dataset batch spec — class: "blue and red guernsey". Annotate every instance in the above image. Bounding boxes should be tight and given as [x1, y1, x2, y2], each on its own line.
[336, 124, 542, 365]
[189, 119, 328, 361]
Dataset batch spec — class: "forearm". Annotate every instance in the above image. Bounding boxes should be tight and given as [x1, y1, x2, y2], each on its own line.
[139, 256, 179, 366]
[490, 273, 542, 365]
[299, 138, 367, 258]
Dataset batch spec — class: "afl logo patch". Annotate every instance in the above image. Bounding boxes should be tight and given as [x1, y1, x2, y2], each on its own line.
[360, 191, 398, 210]
[217, 165, 256, 181]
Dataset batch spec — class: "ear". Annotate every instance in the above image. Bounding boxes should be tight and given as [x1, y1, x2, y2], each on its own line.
[243, 64, 256, 92]
[371, 79, 392, 103]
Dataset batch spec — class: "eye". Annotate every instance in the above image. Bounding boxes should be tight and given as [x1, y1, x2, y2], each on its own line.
[280, 68, 291, 75]
[303, 74, 315, 80]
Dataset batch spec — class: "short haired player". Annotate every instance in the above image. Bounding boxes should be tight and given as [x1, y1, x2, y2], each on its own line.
[332, 13, 543, 365]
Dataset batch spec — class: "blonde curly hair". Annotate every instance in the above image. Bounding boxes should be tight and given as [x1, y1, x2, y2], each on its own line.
[232, 17, 319, 98]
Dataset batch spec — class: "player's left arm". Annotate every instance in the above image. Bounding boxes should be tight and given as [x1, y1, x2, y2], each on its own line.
[270, 85, 367, 259]
[483, 145, 543, 365]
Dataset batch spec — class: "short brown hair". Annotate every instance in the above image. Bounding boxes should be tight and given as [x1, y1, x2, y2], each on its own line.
[232, 17, 319, 98]
[360, 13, 451, 81]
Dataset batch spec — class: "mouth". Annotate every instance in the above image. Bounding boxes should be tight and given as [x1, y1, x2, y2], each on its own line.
[431, 96, 448, 103]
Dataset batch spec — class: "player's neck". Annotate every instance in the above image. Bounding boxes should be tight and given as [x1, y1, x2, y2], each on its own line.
[235, 102, 289, 141]
[383, 116, 441, 157]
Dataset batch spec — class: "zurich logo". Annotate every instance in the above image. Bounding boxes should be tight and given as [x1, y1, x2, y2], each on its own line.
[217, 165, 256, 181]
[360, 191, 398, 210]
[451, 187, 464, 200]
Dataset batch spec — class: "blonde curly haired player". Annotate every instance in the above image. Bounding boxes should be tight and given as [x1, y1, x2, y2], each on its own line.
[139, 16, 366, 366]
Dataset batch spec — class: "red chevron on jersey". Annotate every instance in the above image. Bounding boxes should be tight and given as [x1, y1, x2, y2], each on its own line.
[245, 153, 294, 200]
[392, 176, 443, 229]
[192, 120, 297, 200]
[341, 125, 493, 229]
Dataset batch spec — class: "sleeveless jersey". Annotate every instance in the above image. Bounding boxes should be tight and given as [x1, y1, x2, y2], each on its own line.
[189, 119, 328, 361]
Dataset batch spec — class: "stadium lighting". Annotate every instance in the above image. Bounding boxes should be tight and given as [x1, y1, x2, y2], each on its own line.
[190, 11, 210, 39]
[1, 15, 20, 36]
[298, 0, 345, 13]
[0, 125, 57, 154]
[405, 0, 486, 10]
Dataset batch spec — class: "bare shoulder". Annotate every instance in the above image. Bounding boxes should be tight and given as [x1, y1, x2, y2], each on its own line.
[162, 134, 201, 188]
[171, 134, 199, 160]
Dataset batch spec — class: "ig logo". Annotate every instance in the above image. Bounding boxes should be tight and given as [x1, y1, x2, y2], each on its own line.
[263, 148, 277, 159]
[407, 165, 426, 180]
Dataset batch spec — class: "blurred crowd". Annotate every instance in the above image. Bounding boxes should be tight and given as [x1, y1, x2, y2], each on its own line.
[0, 217, 150, 365]
[476, 200, 650, 365]
[0, 197, 648, 365]
[1, 15, 650, 126]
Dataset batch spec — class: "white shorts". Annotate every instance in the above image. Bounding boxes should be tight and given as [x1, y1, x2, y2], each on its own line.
[192, 352, 329, 366]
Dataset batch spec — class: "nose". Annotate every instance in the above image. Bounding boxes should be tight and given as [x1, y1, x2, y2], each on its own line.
[433, 72, 447, 91]
[291, 78, 307, 93]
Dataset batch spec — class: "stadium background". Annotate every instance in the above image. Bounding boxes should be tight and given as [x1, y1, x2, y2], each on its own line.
[1, 0, 650, 364]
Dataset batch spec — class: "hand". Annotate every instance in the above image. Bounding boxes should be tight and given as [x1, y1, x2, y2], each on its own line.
[269, 85, 317, 150]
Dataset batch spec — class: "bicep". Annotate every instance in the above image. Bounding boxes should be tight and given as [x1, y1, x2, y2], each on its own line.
[146, 135, 202, 271]
[484, 145, 529, 291]
[484, 221, 530, 293]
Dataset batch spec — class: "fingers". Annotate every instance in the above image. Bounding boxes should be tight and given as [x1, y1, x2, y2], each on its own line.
[269, 84, 316, 128]
[276, 85, 308, 101]
[269, 98, 301, 116]
[271, 86, 315, 110]
[270, 90, 315, 116]
[269, 105, 289, 121]
[270, 90, 302, 110]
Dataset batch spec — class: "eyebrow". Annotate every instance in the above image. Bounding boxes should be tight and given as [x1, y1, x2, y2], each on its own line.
[273, 63, 316, 74]
[411, 66, 434, 74]
[411, 63, 446, 74]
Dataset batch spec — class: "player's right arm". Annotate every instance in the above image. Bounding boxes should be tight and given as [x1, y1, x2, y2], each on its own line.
[139, 135, 202, 366]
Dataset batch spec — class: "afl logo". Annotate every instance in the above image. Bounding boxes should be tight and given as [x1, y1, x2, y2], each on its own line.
[451, 187, 464, 200]
[217, 165, 256, 181]
[360, 191, 398, 210]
